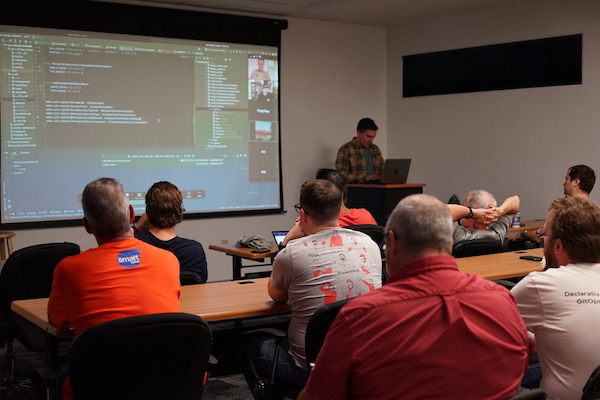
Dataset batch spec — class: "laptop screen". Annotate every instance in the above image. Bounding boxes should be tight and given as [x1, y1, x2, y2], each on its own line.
[380, 159, 411, 184]
[272, 231, 288, 247]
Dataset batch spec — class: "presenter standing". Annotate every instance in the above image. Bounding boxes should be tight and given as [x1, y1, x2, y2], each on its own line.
[335, 118, 384, 183]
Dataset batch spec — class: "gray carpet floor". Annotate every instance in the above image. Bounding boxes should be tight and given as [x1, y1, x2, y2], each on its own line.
[2, 339, 254, 400]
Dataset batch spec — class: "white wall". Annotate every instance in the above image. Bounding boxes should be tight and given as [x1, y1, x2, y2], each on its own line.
[387, 0, 600, 219]
[10, 18, 387, 282]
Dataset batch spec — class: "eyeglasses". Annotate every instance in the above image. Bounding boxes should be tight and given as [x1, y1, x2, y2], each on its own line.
[536, 228, 554, 239]
[294, 203, 310, 215]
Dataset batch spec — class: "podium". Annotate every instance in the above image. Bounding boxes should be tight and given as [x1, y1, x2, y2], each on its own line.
[346, 183, 426, 226]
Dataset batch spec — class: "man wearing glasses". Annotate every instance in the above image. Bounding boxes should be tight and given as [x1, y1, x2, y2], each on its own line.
[512, 196, 600, 400]
[241, 180, 382, 399]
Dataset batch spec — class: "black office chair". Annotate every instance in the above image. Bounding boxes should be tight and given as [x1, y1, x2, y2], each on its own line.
[304, 298, 351, 370]
[180, 269, 204, 286]
[494, 279, 516, 290]
[68, 312, 215, 400]
[452, 237, 504, 258]
[448, 194, 461, 205]
[506, 388, 547, 400]
[582, 364, 600, 400]
[240, 298, 351, 399]
[343, 224, 388, 284]
[0, 242, 80, 396]
[343, 224, 385, 244]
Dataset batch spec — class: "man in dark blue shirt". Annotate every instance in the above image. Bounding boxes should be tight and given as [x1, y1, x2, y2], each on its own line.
[134, 181, 207, 283]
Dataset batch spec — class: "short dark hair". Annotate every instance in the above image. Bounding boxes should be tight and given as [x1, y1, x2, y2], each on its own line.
[549, 196, 600, 262]
[316, 168, 346, 193]
[356, 118, 378, 133]
[300, 180, 342, 225]
[145, 181, 184, 229]
[568, 165, 596, 194]
[82, 177, 131, 240]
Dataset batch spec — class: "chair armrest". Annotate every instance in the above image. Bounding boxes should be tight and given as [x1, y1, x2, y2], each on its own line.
[31, 366, 56, 400]
[239, 328, 287, 390]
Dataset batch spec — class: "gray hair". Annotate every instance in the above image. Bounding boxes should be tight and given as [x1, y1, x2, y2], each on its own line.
[466, 189, 497, 208]
[385, 194, 453, 254]
[82, 177, 131, 240]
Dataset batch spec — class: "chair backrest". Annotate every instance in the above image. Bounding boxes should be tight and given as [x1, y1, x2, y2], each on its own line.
[69, 312, 213, 400]
[180, 270, 203, 286]
[452, 238, 503, 258]
[0, 242, 80, 352]
[344, 224, 385, 245]
[507, 389, 546, 400]
[305, 298, 351, 369]
[343, 224, 388, 283]
[448, 194, 461, 205]
[494, 279, 517, 290]
[582, 364, 600, 400]
[505, 388, 547, 400]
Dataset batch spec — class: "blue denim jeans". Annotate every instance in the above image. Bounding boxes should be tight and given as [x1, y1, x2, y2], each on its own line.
[521, 361, 542, 389]
[241, 337, 309, 400]
[54, 362, 69, 400]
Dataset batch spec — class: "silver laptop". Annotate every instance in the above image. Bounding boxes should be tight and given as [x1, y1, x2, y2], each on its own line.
[379, 159, 411, 184]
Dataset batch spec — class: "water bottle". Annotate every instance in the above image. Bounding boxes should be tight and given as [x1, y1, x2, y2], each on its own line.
[512, 212, 521, 228]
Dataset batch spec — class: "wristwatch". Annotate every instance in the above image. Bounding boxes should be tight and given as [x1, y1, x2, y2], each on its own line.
[522, 230, 528, 238]
[465, 206, 473, 219]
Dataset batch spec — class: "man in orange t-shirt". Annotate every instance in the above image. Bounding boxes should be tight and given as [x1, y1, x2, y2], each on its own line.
[48, 178, 180, 400]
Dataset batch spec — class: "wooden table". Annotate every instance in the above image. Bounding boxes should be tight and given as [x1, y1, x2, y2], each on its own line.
[11, 277, 290, 338]
[209, 243, 278, 280]
[507, 219, 545, 233]
[12, 248, 545, 338]
[456, 248, 544, 280]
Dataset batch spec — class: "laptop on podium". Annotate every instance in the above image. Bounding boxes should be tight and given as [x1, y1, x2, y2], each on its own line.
[378, 158, 411, 184]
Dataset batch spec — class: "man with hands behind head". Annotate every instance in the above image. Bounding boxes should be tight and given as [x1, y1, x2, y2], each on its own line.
[451, 189, 520, 245]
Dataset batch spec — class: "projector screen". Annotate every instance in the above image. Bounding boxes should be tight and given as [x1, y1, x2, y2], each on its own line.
[0, 1, 286, 228]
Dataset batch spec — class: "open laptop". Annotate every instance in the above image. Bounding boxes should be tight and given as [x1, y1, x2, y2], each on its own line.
[272, 231, 289, 250]
[378, 158, 411, 184]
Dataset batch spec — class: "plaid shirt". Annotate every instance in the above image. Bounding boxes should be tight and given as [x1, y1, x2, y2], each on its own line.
[335, 137, 384, 183]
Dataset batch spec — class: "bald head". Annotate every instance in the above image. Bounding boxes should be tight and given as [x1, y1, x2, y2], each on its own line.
[462, 190, 497, 230]
[385, 194, 453, 272]
[464, 190, 497, 209]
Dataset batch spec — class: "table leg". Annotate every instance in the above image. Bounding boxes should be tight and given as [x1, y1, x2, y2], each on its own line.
[232, 256, 243, 280]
